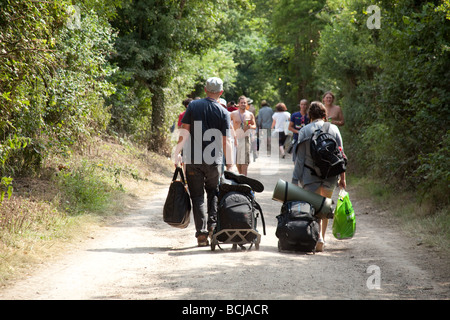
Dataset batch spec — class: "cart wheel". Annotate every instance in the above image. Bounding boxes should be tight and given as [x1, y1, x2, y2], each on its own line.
[255, 243, 260, 250]
[211, 241, 216, 251]
[277, 240, 281, 252]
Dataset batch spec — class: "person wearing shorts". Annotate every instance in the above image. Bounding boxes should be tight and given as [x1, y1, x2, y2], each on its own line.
[292, 101, 346, 252]
[230, 95, 256, 176]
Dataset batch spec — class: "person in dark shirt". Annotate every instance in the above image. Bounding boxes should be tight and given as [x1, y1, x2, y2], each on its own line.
[289, 99, 310, 163]
[174, 77, 232, 246]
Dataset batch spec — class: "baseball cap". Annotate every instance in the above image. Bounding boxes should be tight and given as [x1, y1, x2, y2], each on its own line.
[205, 77, 223, 93]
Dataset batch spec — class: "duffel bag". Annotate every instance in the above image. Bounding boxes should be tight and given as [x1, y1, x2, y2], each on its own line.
[163, 166, 191, 228]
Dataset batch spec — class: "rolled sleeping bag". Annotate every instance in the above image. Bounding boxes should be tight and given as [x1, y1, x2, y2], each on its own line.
[272, 179, 333, 217]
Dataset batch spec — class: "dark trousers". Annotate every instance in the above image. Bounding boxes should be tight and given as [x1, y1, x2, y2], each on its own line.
[185, 163, 220, 237]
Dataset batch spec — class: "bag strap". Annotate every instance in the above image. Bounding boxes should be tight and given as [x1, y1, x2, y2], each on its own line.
[284, 180, 288, 203]
[316, 197, 326, 214]
[283, 180, 326, 216]
[322, 121, 331, 133]
[254, 200, 266, 235]
[173, 166, 187, 184]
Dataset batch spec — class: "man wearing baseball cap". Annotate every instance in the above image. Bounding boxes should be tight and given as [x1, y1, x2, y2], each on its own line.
[174, 77, 232, 246]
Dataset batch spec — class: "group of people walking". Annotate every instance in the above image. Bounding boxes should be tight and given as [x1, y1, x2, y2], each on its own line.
[173, 77, 346, 251]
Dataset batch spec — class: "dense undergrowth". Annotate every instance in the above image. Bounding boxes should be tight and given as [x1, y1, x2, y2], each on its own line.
[0, 136, 173, 284]
[349, 175, 449, 255]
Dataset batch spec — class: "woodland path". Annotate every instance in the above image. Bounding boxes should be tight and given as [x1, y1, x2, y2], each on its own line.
[0, 154, 448, 301]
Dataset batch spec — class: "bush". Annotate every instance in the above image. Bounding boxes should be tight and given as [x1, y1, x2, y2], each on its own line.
[315, 0, 450, 207]
[57, 161, 123, 215]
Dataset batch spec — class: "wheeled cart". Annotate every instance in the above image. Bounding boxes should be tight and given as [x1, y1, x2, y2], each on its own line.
[210, 228, 261, 251]
[212, 171, 266, 251]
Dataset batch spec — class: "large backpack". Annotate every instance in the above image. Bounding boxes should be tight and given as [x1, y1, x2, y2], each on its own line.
[306, 122, 347, 179]
[216, 189, 265, 242]
[276, 201, 320, 252]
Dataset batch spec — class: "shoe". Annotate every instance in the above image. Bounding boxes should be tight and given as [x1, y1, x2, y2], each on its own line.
[197, 234, 209, 247]
[224, 171, 264, 193]
[315, 239, 324, 252]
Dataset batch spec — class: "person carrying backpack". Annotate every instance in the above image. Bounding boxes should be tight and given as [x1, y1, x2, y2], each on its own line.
[292, 101, 347, 252]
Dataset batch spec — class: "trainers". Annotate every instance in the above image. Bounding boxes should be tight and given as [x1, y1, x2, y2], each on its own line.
[197, 234, 209, 247]
[224, 171, 264, 193]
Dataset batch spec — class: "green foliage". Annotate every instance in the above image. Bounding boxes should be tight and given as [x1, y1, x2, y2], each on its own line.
[106, 71, 153, 142]
[0, 0, 68, 138]
[315, 1, 380, 93]
[1, 0, 448, 212]
[0, 177, 13, 204]
[224, 26, 281, 106]
[416, 131, 450, 205]
[44, 7, 115, 146]
[216, 1, 280, 106]
[109, 0, 240, 152]
[0, 0, 117, 208]
[57, 160, 123, 215]
[269, 0, 326, 107]
[315, 0, 450, 206]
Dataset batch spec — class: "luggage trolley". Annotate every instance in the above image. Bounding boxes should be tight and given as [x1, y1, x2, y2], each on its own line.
[211, 228, 261, 251]
[210, 171, 266, 251]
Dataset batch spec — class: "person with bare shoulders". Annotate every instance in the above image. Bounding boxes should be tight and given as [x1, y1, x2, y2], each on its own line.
[322, 91, 344, 127]
[230, 95, 256, 176]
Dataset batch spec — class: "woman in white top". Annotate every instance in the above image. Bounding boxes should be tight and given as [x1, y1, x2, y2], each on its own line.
[271, 103, 291, 158]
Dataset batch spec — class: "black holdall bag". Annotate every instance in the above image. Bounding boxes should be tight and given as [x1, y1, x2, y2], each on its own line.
[163, 166, 191, 229]
[276, 201, 320, 252]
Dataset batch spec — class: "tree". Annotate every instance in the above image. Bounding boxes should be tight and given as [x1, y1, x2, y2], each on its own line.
[269, 0, 326, 107]
[1, 0, 116, 176]
[314, 0, 450, 205]
[218, 0, 281, 107]
[110, 0, 237, 153]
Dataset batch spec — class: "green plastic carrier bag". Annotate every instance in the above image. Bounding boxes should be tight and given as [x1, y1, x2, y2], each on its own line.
[332, 189, 356, 239]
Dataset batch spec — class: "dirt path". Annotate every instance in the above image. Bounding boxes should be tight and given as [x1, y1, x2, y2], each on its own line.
[0, 155, 448, 300]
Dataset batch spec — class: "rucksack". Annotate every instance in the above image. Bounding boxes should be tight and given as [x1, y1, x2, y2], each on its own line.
[216, 189, 265, 242]
[306, 122, 347, 179]
[276, 201, 320, 252]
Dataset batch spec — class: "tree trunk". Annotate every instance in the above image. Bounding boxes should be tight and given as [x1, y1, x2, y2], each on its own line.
[148, 83, 168, 154]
